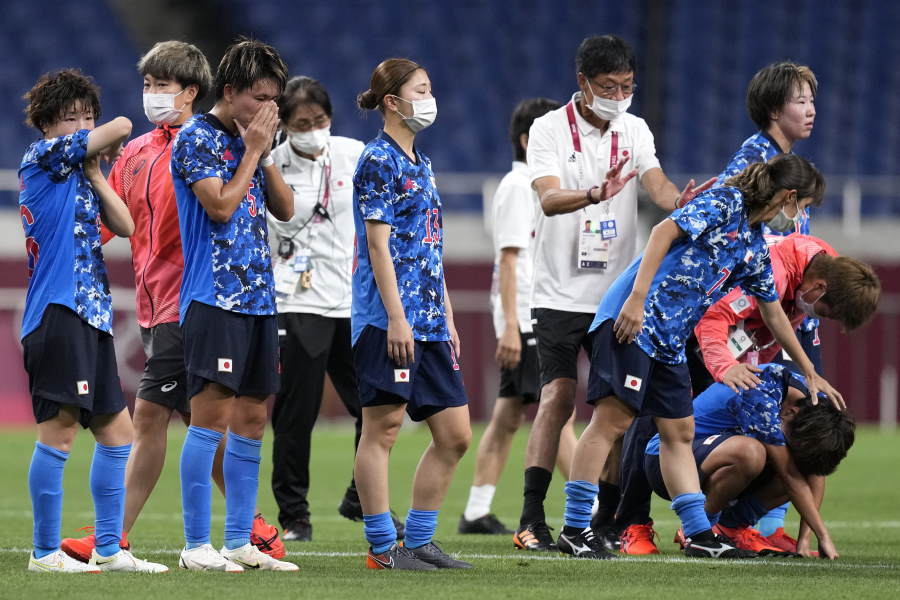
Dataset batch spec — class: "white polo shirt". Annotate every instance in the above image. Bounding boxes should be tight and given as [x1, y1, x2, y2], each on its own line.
[268, 135, 364, 317]
[489, 161, 536, 337]
[527, 93, 661, 314]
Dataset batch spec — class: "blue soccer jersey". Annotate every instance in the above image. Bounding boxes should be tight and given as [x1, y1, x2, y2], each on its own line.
[646, 363, 808, 455]
[590, 187, 778, 364]
[171, 113, 275, 322]
[18, 129, 113, 338]
[715, 131, 810, 237]
[351, 131, 449, 345]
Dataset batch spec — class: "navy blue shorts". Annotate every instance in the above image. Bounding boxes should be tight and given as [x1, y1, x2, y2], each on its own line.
[22, 304, 126, 428]
[586, 320, 693, 418]
[137, 322, 189, 415]
[182, 301, 280, 399]
[643, 432, 737, 500]
[353, 325, 468, 422]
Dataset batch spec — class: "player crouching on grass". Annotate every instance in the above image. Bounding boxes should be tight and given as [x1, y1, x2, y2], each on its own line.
[19, 69, 166, 573]
[642, 363, 853, 559]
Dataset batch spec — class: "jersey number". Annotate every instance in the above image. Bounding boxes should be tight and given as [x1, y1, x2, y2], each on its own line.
[422, 208, 441, 244]
[20, 206, 39, 276]
[247, 181, 258, 217]
[706, 267, 731, 296]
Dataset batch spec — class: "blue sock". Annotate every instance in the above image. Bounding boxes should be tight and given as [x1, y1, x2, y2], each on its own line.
[90, 443, 131, 557]
[404, 509, 439, 549]
[180, 426, 223, 549]
[720, 495, 769, 529]
[223, 431, 262, 550]
[707, 511, 721, 528]
[364, 512, 397, 554]
[671, 492, 711, 538]
[29, 442, 69, 558]
[756, 503, 789, 536]
[563, 480, 599, 529]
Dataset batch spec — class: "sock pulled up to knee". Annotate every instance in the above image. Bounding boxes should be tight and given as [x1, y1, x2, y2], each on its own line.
[564, 480, 599, 530]
[671, 492, 711, 538]
[404, 509, 439, 549]
[180, 425, 223, 549]
[223, 431, 262, 550]
[756, 502, 789, 536]
[364, 512, 397, 554]
[520, 466, 552, 527]
[719, 495, 769, 530]
[29, 442, 69, 558]
[91, 442, 132, 557]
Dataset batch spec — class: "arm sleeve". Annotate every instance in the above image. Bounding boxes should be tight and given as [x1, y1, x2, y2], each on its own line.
[492, 178, 533, 252]
[728, 377, 786, 446]
[34, 129, 89, 183]
[695, 288, 759, 381]
[526, 117, 561, 183]
[632, 120, 661, 178]
[354, 148, 397, 226]
[739, 246, 779, 302]
[668, 189, 736, 241]
[171, 123, 226, 186]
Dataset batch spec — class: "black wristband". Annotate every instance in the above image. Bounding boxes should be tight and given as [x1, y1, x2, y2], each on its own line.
[587, 185, 600, 204]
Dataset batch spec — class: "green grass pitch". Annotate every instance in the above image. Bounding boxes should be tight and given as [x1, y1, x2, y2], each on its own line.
[0, 423, 898, 599]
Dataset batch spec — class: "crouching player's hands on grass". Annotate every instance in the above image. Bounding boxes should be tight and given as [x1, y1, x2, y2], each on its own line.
[816, 536, 839, 560]
[614, 291, 645, 344]
[721, 363, 763, 392]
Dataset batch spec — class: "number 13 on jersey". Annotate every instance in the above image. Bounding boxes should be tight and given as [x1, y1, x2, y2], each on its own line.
[422, 208, 441, 244]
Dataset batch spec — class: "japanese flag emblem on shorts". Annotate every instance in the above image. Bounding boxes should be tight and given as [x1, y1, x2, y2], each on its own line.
[394, 369, 410, 383]
[218, 358, 233, 373]
[77, 380, 89, 395]
[624, 375, 642, 391]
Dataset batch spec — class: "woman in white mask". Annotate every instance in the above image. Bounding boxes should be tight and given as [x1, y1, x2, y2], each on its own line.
[268, 77, 399, 543]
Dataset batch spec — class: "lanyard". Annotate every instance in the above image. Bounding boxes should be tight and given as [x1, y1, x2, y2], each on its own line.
[565, 101, 619, 190]
[313, 162, 332, 223]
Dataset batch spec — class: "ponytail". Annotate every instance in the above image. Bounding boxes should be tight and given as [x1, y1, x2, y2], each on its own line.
[724, 154, 825, 213]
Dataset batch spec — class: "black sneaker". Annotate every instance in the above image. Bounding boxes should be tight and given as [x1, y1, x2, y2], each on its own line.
[338, 498, 406, 540]
[458, 513, 513, 535]
[405, 541, 472, 569]
[283, 517, 312, 542]
[367, 543, 437, 570]
[683, 531, 758, 559]
[513, 521, 556, 551]
[592, 524, 621, 552]
[557, 527, 617, 560]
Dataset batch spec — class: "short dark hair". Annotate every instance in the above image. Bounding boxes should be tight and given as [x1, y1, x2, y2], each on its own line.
[746, 61, 818, 130]
[213, 37, 288, 101]
[23, 69, 101, 134]
[279, 76, 332, 123]
[786, 402, 855, 476]
[575, 35, 635, 79]
[509, 98, 560, 162]
[138, 40, 213, 103]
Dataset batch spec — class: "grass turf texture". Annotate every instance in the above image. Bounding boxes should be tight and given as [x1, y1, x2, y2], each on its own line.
[0, 423, 898, 599]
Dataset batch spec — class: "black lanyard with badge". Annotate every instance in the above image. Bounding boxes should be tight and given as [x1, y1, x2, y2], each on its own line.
[567, 101, 619, 270]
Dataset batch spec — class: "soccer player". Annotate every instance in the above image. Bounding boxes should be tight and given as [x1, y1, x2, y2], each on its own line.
[171, 38, 297, 572]
[714, 62, 821, 539]
[19, 69, 166, 573]
[557, 154, 844, 560]
[353, 58, 472, 570]
[515, 34, 715, 551]
[459, 97, 578, 536]
[642, 363, 852, 559]
[59, 41, 284, 562]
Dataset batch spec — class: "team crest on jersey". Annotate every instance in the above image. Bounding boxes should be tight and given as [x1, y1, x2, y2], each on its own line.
[394, 369, 410, 383]
[218, 358, 233, 373]
[77, 380, 89, 395]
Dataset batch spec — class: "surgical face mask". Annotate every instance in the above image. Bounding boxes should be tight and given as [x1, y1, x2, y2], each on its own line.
[289, 126, 330, 155]
[766, 199, 802, 233]
[796, 288, 825, 318]
[585, 81, 632, 121]
[392, 96, 437, 133]
[143, 89, 186, 125]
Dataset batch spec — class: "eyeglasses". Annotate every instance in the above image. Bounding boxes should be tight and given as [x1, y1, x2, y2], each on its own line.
[289, 115, 330, 132]
[589, 80, 637, 98]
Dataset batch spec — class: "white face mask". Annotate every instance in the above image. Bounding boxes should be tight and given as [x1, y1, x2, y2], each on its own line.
[289, 126, 330, 155]
[585, 81, 632, 121]
[796, 287, 825, 319]
[392, 96, 437, 132]
[143, 89, 186, 125]
[766, 198, 802, 233]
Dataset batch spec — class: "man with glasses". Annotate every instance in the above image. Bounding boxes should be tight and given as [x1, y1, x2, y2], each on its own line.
[513, 34, 714, 552]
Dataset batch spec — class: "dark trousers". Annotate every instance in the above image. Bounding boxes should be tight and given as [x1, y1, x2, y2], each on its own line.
[615, 415, 658, 530]
[271, 313, 362, 528]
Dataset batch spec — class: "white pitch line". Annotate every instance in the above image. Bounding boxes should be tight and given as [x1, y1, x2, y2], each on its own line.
[0, 547, 895, 570]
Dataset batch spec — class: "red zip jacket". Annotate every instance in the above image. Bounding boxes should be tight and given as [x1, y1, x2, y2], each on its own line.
[694, 234, 837, 381]
[104, 125, 183, 328]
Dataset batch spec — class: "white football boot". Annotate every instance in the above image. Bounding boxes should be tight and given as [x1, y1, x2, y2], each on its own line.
[220, 543, 299, 571]
[28, 549, 101, 573]
[179, 543, 243, 572]
[89, 548, 169, 573]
